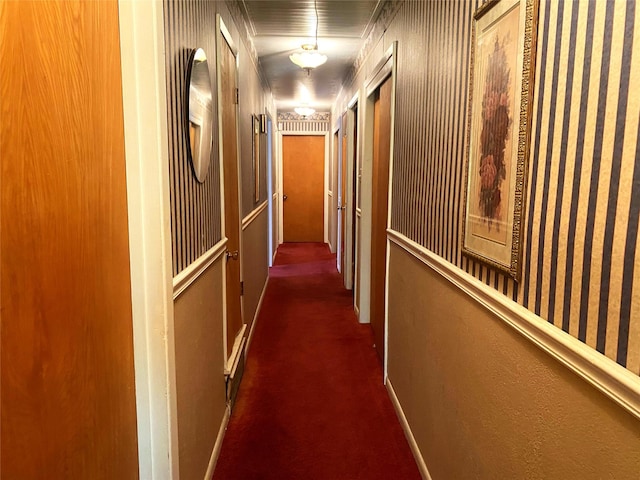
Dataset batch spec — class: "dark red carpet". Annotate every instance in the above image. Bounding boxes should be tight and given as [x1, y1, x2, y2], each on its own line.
[213, 243, 421, 479]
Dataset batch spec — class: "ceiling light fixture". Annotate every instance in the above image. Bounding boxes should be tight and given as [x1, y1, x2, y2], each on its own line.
[289, 47, 328, 72]
[294, 106, 316, 117]
[289, 0, 327, 74]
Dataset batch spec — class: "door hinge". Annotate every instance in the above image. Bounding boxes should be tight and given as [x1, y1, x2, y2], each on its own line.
[234, 88, 239, 105]
[240, 281, 244, 296]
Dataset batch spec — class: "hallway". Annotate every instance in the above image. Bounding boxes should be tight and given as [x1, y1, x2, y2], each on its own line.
[3, 1, 640, 477]
[213, 243, 420, 479]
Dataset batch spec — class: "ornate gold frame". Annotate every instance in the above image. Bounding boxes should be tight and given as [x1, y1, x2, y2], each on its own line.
[461, 0, 539, 281]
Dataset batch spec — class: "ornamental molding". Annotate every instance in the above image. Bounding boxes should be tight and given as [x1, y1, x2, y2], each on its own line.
[277, 112, 331, 122]
[224, 0, 271, 88]
[344, 0, 403, 88]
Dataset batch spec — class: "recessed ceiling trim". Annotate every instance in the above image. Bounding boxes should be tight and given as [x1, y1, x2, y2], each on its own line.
[240, 0, 258, 37]
[360, 0, 385, 39]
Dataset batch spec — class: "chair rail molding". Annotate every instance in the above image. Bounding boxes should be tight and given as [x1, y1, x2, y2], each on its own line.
[172, 239, 228, 300]
[387, 229, 640, 421]
[242, 200, 268, 231]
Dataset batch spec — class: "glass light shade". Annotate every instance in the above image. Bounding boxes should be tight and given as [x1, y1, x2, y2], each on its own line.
[289, 51, 327, 70]
[294, 107, 315, 117]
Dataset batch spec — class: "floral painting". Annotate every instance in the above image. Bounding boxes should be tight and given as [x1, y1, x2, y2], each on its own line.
[478, 37, 511, 230]
[462, 0, 539, 280]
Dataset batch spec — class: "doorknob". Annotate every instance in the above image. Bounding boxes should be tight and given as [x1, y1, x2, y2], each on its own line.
[226, 250, 239, 261]
[283, 194, 288, 201]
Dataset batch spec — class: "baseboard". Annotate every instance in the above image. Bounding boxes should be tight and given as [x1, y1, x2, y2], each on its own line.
[204, 405, 231, 480]
[246, 276, 269, 355]
[224, 325, 247, 375]
[386, 379, 432, 480]
[227, 344, 246, 410]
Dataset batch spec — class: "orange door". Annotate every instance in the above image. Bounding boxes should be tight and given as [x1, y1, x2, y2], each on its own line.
[370, 77, 393, 364]
[282, 135, 325, 242]
[220, 37, 243, 358]
[1, 1, 139, 477]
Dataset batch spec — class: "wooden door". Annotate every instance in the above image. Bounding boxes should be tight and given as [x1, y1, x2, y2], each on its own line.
[220, 36, 243, 359]
[282, 135, 325, 242]
[1, 1, 139, 477]
[370, 77, 393, 363]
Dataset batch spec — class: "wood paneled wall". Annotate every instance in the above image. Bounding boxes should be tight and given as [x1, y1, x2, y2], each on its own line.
[386, 0, 640, 374]
[163, 0, 222, 276]
[1, 0, 139, 477]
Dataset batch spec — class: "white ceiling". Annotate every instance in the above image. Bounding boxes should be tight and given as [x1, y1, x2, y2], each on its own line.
[239, 0, 384, 112]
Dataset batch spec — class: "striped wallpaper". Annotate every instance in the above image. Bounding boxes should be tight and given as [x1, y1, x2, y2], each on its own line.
[163, 0, 222, 276]
[387, 0, 640, 375]
[277, 120, 331, 133]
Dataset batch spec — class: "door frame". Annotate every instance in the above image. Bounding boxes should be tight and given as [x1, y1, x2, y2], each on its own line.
[361, 42, 398, 381]
[337, 116, 345, 271]
[265, 111, 277, 266]
[216, 14, 246, 373]
[277, 131, 330, 246]
[331, 127, 340, 253]
[347, 92, 361, 313]
[118, 2, 178, 478]
[345, 93, 359, 290]
[341, 101, 358, 291]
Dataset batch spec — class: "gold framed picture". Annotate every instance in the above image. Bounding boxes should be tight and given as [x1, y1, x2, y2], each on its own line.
[462, 0, 539, 281]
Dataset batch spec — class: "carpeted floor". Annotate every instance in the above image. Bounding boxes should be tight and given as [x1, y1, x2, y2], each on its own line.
[213, 242, 421, 480]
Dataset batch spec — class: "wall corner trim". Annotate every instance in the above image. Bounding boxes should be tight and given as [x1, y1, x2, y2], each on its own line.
[386, 379, 432, 480]
[173, 239, 228, 300]
[118, 0, 179, 477]
[387, 229, 640, 421]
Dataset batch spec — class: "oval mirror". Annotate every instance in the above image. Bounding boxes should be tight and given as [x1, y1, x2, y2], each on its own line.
[185, 47, 213, 183]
